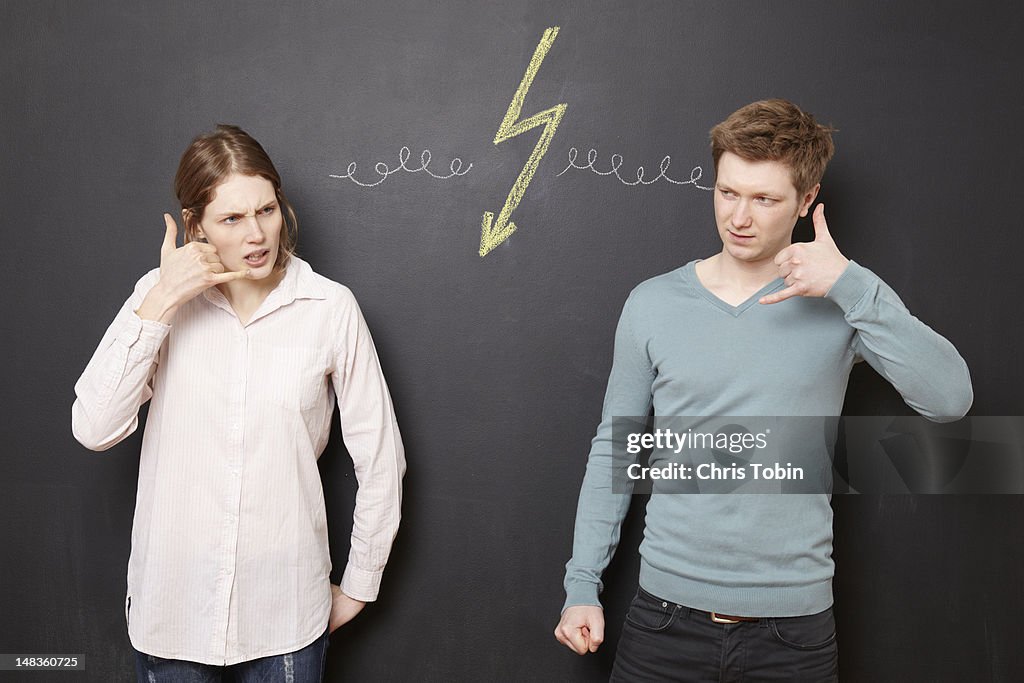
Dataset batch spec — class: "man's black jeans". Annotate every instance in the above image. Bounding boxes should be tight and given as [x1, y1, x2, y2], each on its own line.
[610, 587, 838, 682]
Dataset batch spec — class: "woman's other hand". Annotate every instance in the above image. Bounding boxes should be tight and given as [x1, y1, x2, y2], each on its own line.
[328, 584, 366, 634]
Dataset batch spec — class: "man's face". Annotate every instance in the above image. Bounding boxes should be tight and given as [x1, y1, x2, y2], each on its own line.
[713, 152, 817, 267]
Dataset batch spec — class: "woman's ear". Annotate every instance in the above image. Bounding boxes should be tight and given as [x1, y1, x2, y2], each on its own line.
[182, 208, 205, 242]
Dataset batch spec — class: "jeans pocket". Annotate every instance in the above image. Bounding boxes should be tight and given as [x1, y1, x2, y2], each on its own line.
[624, 588, 679, 633]
[319, 626, 330, 675]
[768, 608, 837, 650]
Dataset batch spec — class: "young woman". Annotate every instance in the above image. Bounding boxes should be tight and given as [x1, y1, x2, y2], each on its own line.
[72, 125, 405, 682]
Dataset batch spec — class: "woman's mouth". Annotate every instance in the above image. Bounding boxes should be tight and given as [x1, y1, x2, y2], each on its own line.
[244, 250, 270, 267]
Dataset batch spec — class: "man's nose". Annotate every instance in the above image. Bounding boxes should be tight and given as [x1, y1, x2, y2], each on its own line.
[731, 200, 752, 228]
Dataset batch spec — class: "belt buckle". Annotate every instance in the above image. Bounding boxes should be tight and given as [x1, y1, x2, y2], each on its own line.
[710, 612, 740, 624]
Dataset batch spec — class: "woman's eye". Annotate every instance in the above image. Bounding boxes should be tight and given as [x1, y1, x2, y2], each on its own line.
[223, 216, 239, 224]
[260, 206, 276, 215]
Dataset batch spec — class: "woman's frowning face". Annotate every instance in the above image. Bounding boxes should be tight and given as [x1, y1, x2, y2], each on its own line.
[194, 173, 283, 279]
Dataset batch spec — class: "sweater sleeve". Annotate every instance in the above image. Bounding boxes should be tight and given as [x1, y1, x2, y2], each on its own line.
[71, 269, 171, 451]
[825, 261, 973, 422]
[562, 290, 656, 612]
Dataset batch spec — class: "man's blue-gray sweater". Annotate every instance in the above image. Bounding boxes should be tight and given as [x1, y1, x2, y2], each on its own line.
[563, 260, 973, 617]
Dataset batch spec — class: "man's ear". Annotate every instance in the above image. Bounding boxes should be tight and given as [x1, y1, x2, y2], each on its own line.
[799, 184, 820, 218]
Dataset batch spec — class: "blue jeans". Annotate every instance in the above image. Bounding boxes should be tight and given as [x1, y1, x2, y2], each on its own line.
[133, 627, 330, 683]
[610, 587, 838, 682]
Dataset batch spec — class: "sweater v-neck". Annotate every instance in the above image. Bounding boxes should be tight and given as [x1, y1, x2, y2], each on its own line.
[681, 260, 785, 317]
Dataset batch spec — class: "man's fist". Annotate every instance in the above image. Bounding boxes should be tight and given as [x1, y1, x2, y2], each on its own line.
[554, 605, 605, 655]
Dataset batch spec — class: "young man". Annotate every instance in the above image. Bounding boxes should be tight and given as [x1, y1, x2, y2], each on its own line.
[554, 99, 972, 681]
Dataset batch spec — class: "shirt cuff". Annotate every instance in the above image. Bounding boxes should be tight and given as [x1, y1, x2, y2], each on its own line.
[340, 564, 383, 603]
[824, 260, 875, 313]
[119, 312, 171, 362]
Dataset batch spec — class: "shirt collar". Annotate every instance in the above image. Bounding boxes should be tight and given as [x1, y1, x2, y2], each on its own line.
[201, 254, 326, 323]
[272, 254, 327, 305]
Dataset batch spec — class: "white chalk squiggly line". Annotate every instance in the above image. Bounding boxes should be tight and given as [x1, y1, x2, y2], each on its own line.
[555, 147, 714, 190]
[329, 147, 473, 187]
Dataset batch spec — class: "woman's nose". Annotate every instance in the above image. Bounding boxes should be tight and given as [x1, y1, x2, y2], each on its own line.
[245, 215, 266, 240]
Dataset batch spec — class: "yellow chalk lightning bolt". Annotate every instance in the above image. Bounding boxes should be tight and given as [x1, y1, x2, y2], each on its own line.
[480, 26, 567, 256]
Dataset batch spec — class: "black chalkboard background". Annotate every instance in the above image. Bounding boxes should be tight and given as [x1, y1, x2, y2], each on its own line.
[2, 1, 1022, 681]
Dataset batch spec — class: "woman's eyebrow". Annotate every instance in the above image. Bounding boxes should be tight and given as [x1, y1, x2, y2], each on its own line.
[212, 199, 277, 216]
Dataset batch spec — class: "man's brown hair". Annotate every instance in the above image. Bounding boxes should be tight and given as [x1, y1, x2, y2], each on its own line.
[710, 99, 835, 195]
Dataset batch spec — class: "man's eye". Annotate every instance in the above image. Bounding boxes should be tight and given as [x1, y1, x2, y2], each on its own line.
[755, 197, 775, 205]
[720, 189, 735, 198]
[223, 216, 240, 224]
[259, 206, 276, 215]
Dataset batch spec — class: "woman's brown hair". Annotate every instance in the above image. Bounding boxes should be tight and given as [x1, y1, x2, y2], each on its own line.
[174, 124, 298, 270]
